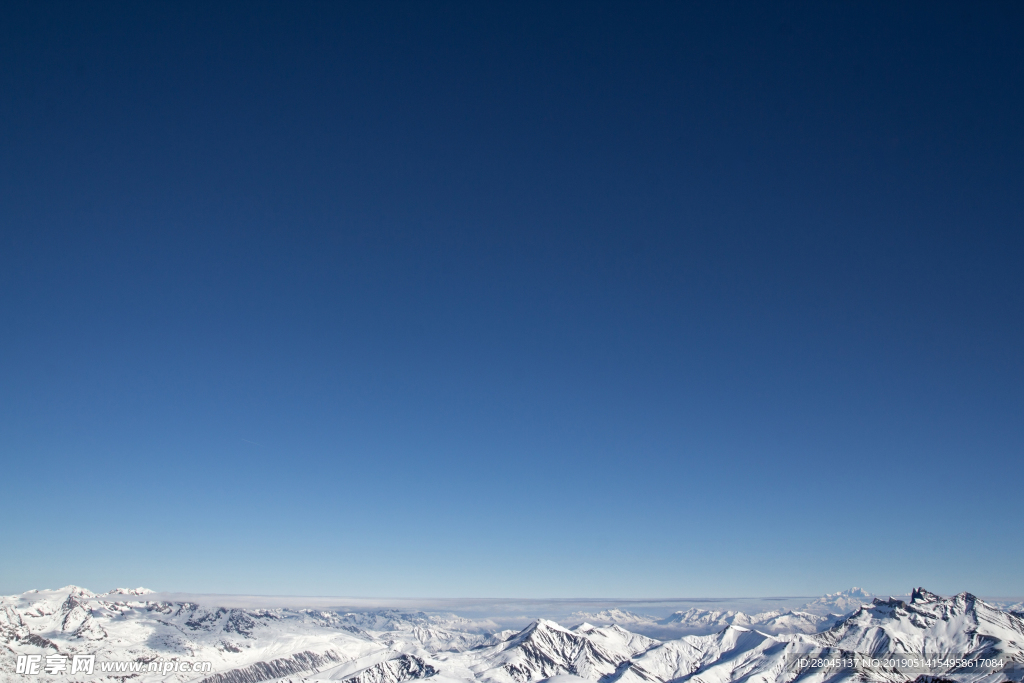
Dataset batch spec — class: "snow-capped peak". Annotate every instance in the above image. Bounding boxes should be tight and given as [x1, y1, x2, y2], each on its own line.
[800, 587, 877, 616]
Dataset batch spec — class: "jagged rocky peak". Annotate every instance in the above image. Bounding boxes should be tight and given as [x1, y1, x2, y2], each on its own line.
[816, 586, 1024, 664]
[911, 587, 943, 604]
[868, 588, 954, 615]
[893, 588, 978, 614]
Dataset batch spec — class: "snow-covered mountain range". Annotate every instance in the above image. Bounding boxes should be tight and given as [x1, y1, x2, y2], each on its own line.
[566, 607, 839, 638]
[568, 588, 876, 637]
[2, 586, 1021, 683]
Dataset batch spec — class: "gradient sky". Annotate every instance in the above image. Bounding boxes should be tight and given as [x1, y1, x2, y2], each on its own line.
[1, 1, 1022, 599]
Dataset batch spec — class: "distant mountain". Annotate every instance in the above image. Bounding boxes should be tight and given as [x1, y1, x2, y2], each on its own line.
[572, 592, 865, 638]
[990, 600, 1024, 616]
[657, 607, 838, 635]
[568, 610, 658, 628]
[799, 587, 877, 616]
[2, 586, 1021, 683]
[326, 610, 488, 651]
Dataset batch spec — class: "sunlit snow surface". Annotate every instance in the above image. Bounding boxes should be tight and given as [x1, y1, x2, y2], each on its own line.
[2, 587, 1022, 683]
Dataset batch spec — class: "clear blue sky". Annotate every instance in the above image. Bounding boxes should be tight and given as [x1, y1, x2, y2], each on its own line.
[1, 1, 1021, 599]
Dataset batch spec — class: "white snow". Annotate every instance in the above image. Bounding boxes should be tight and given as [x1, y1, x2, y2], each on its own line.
[1, 586, 1021, 683]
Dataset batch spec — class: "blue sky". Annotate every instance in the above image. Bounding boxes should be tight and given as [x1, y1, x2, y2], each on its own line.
[1, 1, 1022, 599]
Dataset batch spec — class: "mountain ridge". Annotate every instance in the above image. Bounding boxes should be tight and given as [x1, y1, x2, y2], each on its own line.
[2, 587, 1021, 683]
